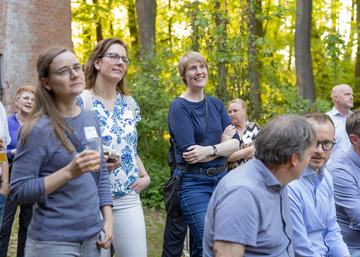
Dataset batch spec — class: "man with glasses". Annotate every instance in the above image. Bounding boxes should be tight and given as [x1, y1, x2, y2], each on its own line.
[328, 109, 360, 256]
[287, 113, 350, 257]
[203, 114, 316, 257]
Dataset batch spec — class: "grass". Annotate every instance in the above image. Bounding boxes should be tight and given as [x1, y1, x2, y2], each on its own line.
[7, 206, 179, 257]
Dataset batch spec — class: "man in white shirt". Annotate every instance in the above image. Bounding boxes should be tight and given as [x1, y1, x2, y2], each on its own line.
[0, 102, 10, 227]
[326, 84, 354, 162]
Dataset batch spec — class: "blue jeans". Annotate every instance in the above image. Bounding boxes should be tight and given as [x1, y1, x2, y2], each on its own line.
[349, 248, 360, 257]
[175, 168, 227, 257]
[0, 193, 6, 227]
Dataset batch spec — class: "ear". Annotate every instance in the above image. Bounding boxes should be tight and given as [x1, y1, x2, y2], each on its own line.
[15, 97, 20, 107]
[94, 58, 101, 70]
[289, 153, 297, 168]
[350, 134, 359, 145]
[41, 77, 52, 91]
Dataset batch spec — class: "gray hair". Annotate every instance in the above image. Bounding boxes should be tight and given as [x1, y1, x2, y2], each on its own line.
[255, 114, 317, 165]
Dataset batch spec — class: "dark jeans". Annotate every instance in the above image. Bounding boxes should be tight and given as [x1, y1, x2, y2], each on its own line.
[0, 196, 33, 257]
[162, 216, 188, 257]
[174, 168, 227, 257]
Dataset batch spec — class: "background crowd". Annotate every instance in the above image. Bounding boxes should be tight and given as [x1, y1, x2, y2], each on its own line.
[0, 36, 358, 257]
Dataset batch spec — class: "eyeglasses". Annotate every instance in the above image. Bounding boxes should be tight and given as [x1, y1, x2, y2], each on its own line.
[49, 64, 83, 78]
[99, 53, 130, 65]
[316, 140, 336, 151]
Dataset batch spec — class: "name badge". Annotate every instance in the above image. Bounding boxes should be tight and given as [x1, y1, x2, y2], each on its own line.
[84, 126, 98, 139]
[124, 110, 133, 120]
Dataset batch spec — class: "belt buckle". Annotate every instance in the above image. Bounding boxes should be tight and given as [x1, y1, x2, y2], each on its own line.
[206, 168, 217, 177]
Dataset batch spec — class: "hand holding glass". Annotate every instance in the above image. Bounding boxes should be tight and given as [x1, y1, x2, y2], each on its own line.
[0, 137, 7, 164]
[86, 137, 101, 169]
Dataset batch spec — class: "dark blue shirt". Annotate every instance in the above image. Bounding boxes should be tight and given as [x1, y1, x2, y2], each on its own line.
[168, 96, 240, 169]
[7, 113, 20, 160]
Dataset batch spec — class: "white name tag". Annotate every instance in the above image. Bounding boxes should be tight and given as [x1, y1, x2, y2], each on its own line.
[124, 110, 133, 120]
[84, 126, 98, 139]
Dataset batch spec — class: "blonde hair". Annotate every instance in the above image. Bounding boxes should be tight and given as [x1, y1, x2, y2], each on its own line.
[178, 52, 209, 86]
[229, 98, 248, 120]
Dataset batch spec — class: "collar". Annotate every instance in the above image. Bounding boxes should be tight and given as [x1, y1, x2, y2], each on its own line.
[348, 147, 360, 168]
[331, 106, 352, 117]
[302, 166, 325, 180]
[253, 158, 283, 190]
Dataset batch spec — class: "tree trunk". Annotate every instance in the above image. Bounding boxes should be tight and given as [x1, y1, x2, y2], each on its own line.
[355, 0, 360, 86]
[190, 0, 200, 52]
[136, 0, 157, 59]
[168, 0, 172, 49]
[344, 0, 355, 60]
[214, 0, 228, 103]
[247, 0, 261, 115]
[127, 0, 139, 52]
[92, 0, 103, 43]
[295, 0, 315, 104]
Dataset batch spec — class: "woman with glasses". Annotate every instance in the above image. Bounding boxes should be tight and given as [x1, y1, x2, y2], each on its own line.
[226, 99, 260, 171]
[167, 51, 240, 257]
[76, 38, 149, 257]
[10, 46, 113, 257]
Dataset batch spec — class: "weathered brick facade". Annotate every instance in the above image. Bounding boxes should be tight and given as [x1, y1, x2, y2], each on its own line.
[0, 0, 73, 114]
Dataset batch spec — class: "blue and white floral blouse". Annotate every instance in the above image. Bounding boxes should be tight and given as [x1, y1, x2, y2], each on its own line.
[76, 90, 141, 199]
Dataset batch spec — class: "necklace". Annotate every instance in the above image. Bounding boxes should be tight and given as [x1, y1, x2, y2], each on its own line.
[65, 107, 78, 135]
[93, 87, 117, 100]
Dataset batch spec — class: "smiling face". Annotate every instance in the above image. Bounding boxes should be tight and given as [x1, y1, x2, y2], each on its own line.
[181, 61, 208, 90]
[308, 119, 335, 173]
[41, 51, 85, 101]
[15, 91, 35, 114]
[94, 43, 127, 84]
[228, 102, 246, 125]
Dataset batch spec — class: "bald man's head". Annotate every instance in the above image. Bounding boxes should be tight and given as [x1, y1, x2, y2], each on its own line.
[331, 84, 354, 111]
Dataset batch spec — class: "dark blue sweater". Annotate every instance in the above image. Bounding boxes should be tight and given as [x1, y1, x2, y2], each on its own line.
[168, 96, 240, 169]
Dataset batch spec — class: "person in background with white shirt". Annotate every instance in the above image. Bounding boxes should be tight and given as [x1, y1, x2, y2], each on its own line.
[326, 84, 354, 162]
[0, 102, 11, 227]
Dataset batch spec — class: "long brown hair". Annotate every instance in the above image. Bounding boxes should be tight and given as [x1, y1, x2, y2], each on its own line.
[85, 38, 130, 95]
[20, 46, 75, 153]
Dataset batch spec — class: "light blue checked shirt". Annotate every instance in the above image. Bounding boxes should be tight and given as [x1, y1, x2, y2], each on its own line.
[326, 107, 352, 163]
[287, 166, 349, 257]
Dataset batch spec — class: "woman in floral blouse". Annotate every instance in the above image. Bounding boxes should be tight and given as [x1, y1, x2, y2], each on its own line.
[77, 38, 150, 257]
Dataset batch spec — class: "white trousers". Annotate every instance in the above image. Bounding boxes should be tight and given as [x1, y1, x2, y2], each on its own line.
[101, 191, 147, 257]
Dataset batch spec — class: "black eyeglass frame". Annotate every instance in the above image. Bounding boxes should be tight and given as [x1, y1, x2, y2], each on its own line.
[98, 53, 131, 65]
[316, 139, 336, 151]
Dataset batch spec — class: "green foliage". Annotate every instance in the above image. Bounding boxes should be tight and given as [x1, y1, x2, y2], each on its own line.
[140, 157, 168, 209]
[71, 0, 358, 208]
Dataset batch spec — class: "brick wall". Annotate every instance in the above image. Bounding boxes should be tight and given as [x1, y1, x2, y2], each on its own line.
[0, 0, 73, 114]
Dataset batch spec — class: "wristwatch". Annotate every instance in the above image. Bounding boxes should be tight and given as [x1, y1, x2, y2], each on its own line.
[1, 180, 10, 189]
[211, 145, 218, 156]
